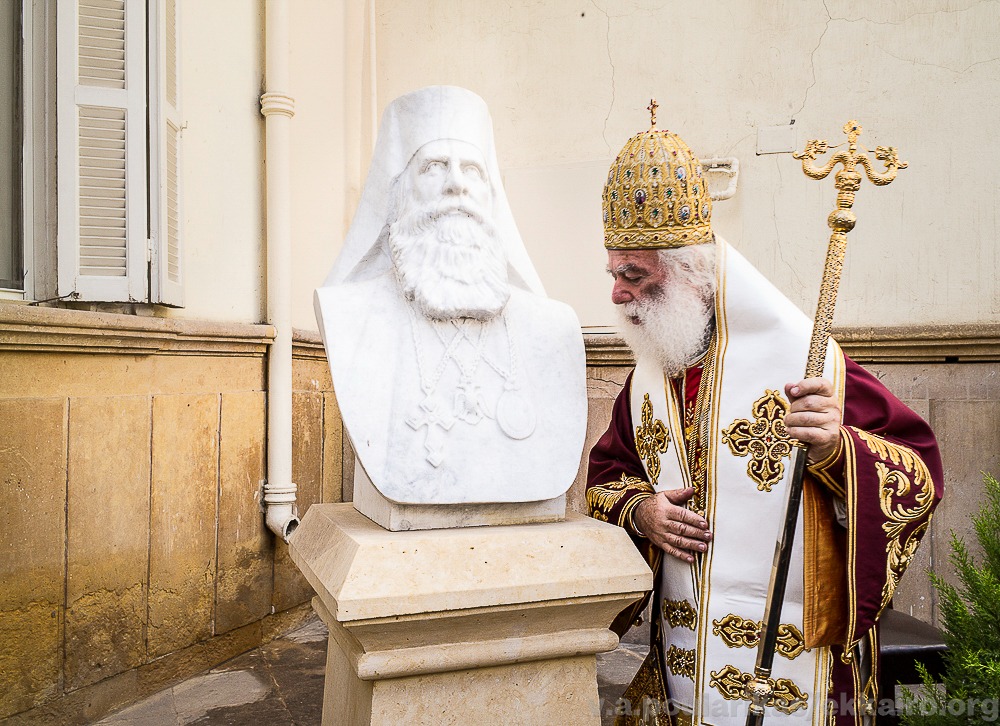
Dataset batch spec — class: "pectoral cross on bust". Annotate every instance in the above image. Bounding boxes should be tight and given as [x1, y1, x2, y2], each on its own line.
[405, 396, 456, 467]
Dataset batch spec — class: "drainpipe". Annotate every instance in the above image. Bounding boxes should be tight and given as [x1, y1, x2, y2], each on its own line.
[260, 0, 298, 542]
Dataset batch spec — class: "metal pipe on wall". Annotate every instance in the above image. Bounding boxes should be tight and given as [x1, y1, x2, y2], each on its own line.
[260, 0, 298, 542]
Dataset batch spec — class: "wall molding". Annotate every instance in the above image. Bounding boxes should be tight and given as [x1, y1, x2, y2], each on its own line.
[0, 303, 274, 357]
[292, 328, 326, 360]
[583, 324, 1000, 367]
[831, 324, 1000, 363]
[4, 305, 999, 364]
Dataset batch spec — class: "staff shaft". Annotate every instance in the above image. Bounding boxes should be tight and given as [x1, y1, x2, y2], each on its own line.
[745, 120, 904, 725]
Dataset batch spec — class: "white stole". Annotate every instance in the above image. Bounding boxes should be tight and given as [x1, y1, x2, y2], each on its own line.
[630, 240, 846, 725]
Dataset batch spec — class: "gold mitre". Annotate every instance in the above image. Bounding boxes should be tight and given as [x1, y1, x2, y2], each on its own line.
[603, 100, 713, 250]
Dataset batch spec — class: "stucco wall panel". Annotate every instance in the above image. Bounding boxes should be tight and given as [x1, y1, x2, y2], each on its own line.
[65, 396, 152, 691]
[0, 398, 67, 717]
[927, 398, 1000, 600]
[0, 352, 265, 399]
[0, 317, 342, 720]
[272, 392, 324, 612]
[216, 391, 272, 636]
[148, 394, 221, 658]
[291, 355, 334, 392]
[322, 392, 345, 505]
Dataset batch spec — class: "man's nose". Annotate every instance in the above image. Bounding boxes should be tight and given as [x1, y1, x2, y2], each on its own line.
[611, 280, 633, 305]
[442, 163, 469, 196]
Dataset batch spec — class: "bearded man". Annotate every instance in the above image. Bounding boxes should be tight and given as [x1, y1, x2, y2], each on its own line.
[315, 87, 585, 522]
[587, 116, 943, 725]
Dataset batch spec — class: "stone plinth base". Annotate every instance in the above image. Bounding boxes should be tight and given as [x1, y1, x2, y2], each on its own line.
[352, 458, 566, 531]
[289, 503, 652, 726]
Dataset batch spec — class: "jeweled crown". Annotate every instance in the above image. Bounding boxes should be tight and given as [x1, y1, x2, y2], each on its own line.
[603, 100, 713, 250]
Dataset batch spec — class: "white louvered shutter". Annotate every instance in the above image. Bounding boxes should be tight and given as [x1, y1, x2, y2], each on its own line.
[57, 0, 147, 301]
[149, 0, 183, 305]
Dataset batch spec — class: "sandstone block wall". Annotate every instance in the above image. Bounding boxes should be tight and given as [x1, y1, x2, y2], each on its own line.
[1, 306, 996, 722]
[0, 307, 343, 722]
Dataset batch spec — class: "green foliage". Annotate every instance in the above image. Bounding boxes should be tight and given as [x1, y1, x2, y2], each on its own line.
[900, 472, 1000, 724]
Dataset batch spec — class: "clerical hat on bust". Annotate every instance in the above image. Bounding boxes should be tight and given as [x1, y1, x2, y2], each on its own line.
[324, 85, 545, 296]
[603, 99, 714, 250]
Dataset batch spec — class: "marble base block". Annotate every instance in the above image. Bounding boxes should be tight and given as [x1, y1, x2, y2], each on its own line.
[352, 458, 567, 531]
[288, 503, 652, 726]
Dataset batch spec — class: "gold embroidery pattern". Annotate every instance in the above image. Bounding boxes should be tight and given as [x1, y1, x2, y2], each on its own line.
[713, 613, 759, 648]
[666, 645, 695, 680]
[777, 624, 808, 660]
[662, 599, 697, 630]
[635, 393, 670, 485]
[721, 390, 793, 492]
[682, 338, 717, 516]
[709, 665, 809, 715]
[853, 429, 935, 611]
[617, 651, 669, 726]
[711, 615, 807, 659]
[586, 473, 654, 528]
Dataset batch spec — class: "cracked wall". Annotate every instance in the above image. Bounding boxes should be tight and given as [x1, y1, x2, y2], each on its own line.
[371, 0, 1000, 329]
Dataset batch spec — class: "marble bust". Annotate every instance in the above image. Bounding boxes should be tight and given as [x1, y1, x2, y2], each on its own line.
[315, 86, 586, 525]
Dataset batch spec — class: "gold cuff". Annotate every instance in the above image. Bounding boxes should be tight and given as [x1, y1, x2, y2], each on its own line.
[624, 492, 655, 537]
[807, 427, 848, 498]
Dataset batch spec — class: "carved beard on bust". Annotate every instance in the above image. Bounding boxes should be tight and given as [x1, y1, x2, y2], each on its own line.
[617, 251, 717, 378]
[388, 197, 510, 321]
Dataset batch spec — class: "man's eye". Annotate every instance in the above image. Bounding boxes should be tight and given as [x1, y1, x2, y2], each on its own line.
[421, 160, 445, 173]
[462, 164, 485, 180]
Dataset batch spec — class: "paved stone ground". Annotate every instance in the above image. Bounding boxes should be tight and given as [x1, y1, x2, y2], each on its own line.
[95, 613, 650, 725]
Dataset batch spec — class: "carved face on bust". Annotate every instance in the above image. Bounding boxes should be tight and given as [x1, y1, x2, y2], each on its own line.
[608, 245, 717, 377]
[388, 139, 510, 321]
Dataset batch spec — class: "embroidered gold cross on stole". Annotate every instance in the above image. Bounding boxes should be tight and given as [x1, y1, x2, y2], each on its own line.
[721, 390, 792, 492]
[635, 393, 670, 484]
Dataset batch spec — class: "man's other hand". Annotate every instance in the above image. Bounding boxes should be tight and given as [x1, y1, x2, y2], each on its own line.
[633, 487, 712, 563]
[784, 377, 843, 464]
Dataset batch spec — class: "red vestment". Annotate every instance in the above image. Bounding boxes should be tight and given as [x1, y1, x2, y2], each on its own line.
[587, 356, 943, 724]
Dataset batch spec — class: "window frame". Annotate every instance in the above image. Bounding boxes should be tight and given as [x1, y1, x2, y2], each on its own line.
[5, 0, 182, 307]
[0, 0, 25, 296]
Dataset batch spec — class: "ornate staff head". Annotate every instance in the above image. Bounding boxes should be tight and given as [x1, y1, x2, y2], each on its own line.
[791, 120, 907, 378]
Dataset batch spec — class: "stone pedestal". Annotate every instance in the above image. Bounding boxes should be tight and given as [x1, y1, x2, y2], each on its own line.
[289, 503, 652, 725]
[352, 458, 566, 531]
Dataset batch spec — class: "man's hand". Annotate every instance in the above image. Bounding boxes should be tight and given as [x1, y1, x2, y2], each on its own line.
[784, 377, 842, 464]
[633, 487, 712, 563]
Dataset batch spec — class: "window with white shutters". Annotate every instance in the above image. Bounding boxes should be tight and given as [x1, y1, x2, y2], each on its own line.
[51, 0, 183, 305]
[149, 0, 183, 305]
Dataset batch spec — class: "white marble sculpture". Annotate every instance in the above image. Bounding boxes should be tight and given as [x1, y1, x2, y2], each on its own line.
[315, 86, 586, 523]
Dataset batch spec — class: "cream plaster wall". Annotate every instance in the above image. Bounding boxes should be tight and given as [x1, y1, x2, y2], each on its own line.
[288, 0, 365, 331]
[158, 0, 999, 330]
[166, 0, 366, 331]
[289, 1, 344, 331]
[370, 0, 1000, 328]
[172, 0, 266, 324]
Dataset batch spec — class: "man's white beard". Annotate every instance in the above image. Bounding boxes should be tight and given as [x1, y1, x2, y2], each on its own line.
[389, 199, 510, 321]
[618, 278, 715, 378]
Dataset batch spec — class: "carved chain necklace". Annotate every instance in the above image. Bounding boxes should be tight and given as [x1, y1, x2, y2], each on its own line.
[405, 303, 536, 440]
[406, 302, 474, 400]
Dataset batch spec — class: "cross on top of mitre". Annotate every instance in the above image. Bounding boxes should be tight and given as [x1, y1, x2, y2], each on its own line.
[647, 98, 659, 129]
